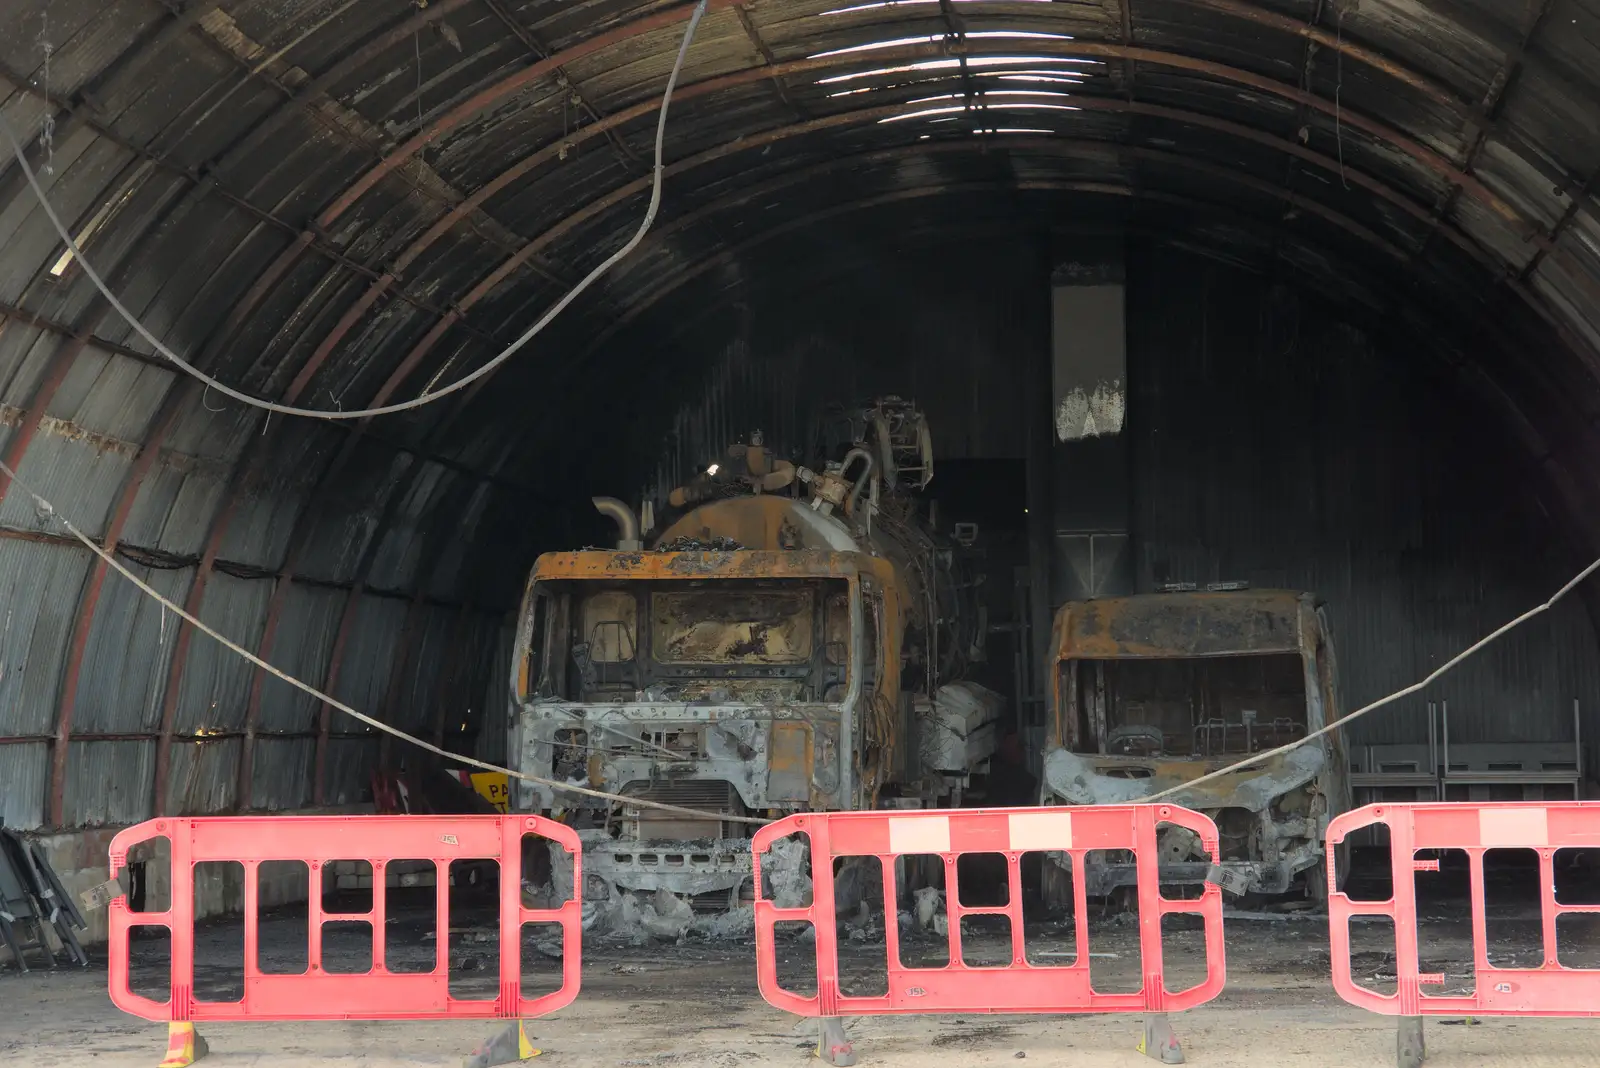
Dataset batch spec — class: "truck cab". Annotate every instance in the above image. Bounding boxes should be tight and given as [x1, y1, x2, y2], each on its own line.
[1039, 590, 1350, 899]
[510, 546, 886, 908]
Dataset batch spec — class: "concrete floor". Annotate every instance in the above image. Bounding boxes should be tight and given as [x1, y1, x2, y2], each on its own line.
[3, 853, 1599, 1067]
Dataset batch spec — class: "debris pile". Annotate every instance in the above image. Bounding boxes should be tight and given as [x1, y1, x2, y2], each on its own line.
[0, 826, 90, 971]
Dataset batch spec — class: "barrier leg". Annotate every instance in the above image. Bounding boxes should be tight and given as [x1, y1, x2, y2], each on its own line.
[1396, 1017, 1425, 1068]
[156, 1023, 208, 1068]
[816, 1017, 856, 1066]
[1138, 1014, 1184, 1064]
[463, 1020, 542, 1067]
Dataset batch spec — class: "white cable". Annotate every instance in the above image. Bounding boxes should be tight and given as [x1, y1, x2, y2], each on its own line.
[1144, 556, 1600, 802]
[0, 455, 766, 826]
[5, 445, 1596, 825]
[0, 0, 709, 422]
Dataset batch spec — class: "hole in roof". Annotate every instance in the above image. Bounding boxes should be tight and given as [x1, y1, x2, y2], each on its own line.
[904, 89, 1075, 105]
[818, 55, 1101, 84]
[827, 68, 1087, 97]
[881, 98, 1081, 123]
[809, 30, 1073, 59]
[823, 0, 1053, 13]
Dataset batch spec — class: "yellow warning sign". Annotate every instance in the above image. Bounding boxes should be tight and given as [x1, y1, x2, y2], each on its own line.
[469, 772, 510, 812]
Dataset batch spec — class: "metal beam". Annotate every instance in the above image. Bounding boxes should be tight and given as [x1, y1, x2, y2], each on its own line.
[0, 66, 532, 343]
[1274, 0, 1327, 262]
[1520, 165, 1600, 284]
[733, 3, 804, 119]
[319, 0, 741, 226]
[1414, 0, 1558, 261]
[481, 0, 640, 167]
[236, 369, 498, 809]
[1182, 0, 1465, 108]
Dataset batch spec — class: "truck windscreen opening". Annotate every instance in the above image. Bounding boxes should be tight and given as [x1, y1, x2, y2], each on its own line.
[523, 577, 850, 703]
[1068, 653, 1308, 758]
[652, 588, 814, 664]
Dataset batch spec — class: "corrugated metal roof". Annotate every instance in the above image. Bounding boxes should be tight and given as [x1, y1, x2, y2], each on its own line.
[0, 0, 1598, 828]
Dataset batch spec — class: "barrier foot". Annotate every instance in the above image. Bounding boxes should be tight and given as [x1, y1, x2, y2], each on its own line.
[1396, 1016, 1425, 1068]
[157, 1023, 208, 1068]
[463, 1020, 542, 1067]
[816, 1017, 856, 1066]
[1138, 1014, 1184, 1065]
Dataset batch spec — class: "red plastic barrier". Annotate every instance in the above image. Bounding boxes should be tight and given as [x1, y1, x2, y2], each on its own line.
[753, 804, 1225, 1064]
[1328, 801, 1600, 1019]
[107, 815, 580, 1023]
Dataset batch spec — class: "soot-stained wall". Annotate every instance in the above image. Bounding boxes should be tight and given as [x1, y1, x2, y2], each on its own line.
[1127, 243, 1600, 749]
[603, 233, 1600, 755]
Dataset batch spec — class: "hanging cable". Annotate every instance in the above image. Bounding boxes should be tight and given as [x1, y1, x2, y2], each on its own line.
[1144, 556, 1600, 802]
[0, 0, 709, 422]
[0, 452, 765, 827]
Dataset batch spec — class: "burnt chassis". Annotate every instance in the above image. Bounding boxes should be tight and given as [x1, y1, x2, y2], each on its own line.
[1038, 591, 1351, 900]
[1040, 745, 1337, 897]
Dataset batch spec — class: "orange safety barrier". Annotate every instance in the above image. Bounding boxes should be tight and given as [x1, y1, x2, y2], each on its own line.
[1327, 802, 1600, 1068]
[752, 804, 1226, 1065]
[107, 815, 580, 1067]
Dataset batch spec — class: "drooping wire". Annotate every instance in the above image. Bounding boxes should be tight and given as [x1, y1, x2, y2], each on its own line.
[0, 451, 765, 826]
[0, 0, 710, 422]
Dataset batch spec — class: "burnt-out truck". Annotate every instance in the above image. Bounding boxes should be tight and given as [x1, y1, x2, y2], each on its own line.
[508, 400, 1003, 910]
[1039, 590, 1350, 899]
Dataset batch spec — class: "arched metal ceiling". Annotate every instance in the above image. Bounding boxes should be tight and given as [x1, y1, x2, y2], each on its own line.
[3, 0, 1600, 827]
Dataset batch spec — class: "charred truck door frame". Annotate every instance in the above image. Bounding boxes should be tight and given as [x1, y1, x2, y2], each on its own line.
[1040, 590, 1351, 899]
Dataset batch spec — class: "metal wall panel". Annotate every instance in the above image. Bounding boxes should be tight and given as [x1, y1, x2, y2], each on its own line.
[164, 737, 242, 816]
[385, 604, 455, 736]
[172, 572, 274, 733]
[70, 562, 193, 734]
[320, 736, 379, 806]
[328, 595, 408, 719]
[62, 739, 155, 827]
[0, 431, 134, 536]
[1127, 242, 1600, 748]
[0, 539, 92, 736]
[250, 736, 315, 812]
[256, 582, 346, 733]
[0, 742, 47, 830]
[476, 619, 516, 766]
